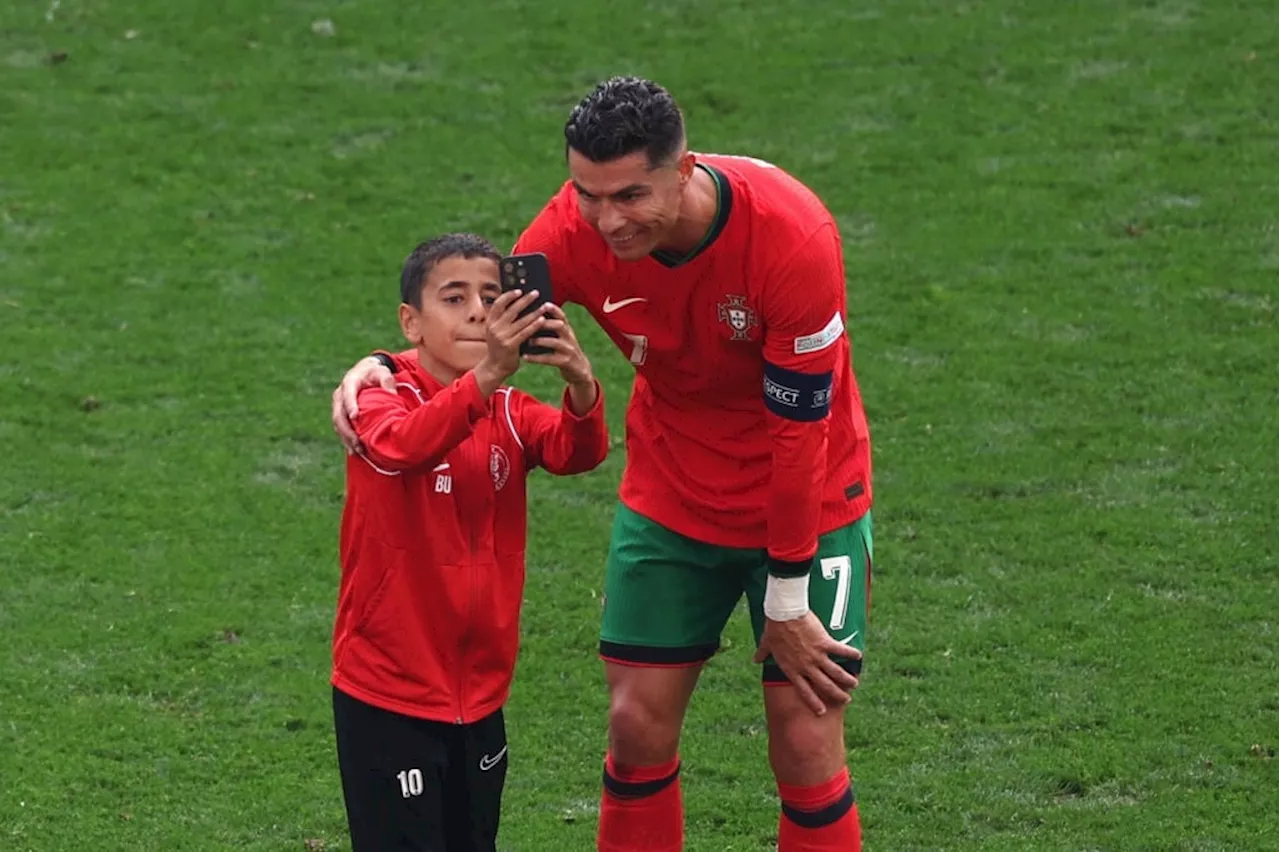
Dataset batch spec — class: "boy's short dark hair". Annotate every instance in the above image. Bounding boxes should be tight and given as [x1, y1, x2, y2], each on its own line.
[400, 233, 501, 307]
[563, 76, 686, 168]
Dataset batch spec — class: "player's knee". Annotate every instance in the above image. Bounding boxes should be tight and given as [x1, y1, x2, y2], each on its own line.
[770, 716, 829, 765]
[767, 711, 845, 784]
[608, 691, 680, 764]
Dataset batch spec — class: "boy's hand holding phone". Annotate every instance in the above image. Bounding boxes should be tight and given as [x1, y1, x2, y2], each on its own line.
[474, 289, 548, 396]
[494, 251, 597, 415]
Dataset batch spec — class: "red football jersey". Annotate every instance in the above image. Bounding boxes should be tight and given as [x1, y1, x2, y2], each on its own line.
[513, 153, 873, 569]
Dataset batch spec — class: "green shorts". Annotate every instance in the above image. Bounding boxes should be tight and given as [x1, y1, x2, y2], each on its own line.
[599, 505, 873, 683]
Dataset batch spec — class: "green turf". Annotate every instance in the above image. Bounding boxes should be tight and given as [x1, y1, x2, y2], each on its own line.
[1, 0, 1276, 849]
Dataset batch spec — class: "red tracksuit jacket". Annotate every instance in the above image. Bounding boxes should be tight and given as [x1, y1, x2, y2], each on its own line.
[332, 354, 609, 724]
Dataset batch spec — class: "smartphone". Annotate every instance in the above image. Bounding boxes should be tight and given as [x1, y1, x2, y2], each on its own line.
[499, 252, 556, 356]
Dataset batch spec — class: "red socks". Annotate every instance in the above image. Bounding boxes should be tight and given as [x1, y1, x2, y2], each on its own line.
[597, 756, 860, 852]
[597, 754, 684, 852]
[778, 767, 861, 851]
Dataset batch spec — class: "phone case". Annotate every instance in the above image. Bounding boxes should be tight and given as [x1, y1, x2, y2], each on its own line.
[499, 253, 556, 355]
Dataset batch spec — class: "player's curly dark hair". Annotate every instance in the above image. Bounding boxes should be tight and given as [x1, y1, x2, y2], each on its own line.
[400, 232, 500, 307]
[563, 76, 686, 167]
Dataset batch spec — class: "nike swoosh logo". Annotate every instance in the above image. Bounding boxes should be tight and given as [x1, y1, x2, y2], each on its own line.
[836, 631, 860, 646]
[602, 296, 647, 314]
[478, 745, 508, 771]
[432, 463, 450, 472]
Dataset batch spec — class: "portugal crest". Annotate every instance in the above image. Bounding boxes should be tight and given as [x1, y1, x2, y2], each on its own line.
[717, 294, 758, 341]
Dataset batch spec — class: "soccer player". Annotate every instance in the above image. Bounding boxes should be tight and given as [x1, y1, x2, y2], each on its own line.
[333, 233, 609, 852]
[332, 79, 874, 852]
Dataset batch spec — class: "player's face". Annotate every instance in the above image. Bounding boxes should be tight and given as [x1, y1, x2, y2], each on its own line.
[400, 256, 500, 379]
[568, 149, 689, 261]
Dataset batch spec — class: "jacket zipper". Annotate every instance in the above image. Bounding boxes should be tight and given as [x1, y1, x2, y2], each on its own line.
[457, 557, 475, 726]
[456, 433, 480, 725]
[456, 563, 469, 725]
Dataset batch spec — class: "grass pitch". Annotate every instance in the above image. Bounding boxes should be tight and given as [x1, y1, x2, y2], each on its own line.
[1, 0, 1276, 849]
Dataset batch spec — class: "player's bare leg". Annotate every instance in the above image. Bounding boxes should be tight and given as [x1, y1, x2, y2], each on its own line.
[606, 661, 700, 763]
[597, 661, 702, 852]
[763, 686, 861, 852]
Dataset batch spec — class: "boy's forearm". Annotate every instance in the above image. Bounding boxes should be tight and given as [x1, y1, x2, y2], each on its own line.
[529, 379, 608, 475]
[472, 358, 508, 399]
[359, 376, 487, 470]
[566, 377, 598, 416]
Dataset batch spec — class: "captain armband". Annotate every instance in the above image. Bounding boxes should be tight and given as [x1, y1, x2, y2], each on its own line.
[762, 363, 833, 422]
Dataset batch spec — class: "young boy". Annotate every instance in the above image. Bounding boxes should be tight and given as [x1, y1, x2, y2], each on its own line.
[331, 232, 608, 851]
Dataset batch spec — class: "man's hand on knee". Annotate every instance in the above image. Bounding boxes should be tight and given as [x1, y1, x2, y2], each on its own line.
[332, 356, 396, 455]
[753, 612, 861, 716]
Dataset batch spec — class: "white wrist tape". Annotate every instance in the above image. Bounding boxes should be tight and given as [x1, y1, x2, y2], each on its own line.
[763, 574, 809, 622]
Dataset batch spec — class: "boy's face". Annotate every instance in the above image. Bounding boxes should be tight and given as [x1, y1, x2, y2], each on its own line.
[400, 256, 501, 378]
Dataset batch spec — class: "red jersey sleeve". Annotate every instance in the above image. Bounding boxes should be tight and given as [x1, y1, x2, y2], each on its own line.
[511, 189, 581, 306]
[353, 372, 488, 471]
[505, 381, 609, 475]
[760, 223, 848, 577]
